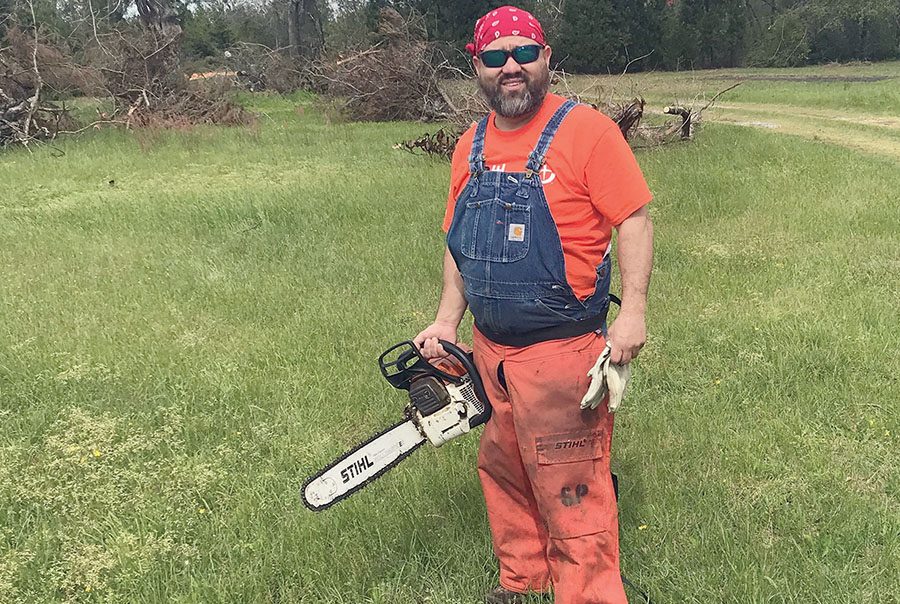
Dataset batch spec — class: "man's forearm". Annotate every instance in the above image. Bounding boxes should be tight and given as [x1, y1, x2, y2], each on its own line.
[616, 206, 653, 316]
[435, 247, 468, 326]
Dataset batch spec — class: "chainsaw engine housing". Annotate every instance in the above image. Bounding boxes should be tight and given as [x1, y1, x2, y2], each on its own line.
[380, 341, 492, 447]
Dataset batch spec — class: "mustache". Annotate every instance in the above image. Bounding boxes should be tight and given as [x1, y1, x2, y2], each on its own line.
[498, 73, 528, 85]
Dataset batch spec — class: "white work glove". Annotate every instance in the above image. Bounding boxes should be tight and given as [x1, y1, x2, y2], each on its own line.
[579, 344, 631, 413]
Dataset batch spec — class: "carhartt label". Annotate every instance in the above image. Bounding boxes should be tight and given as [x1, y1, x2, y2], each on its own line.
[508, 223, 525, 242]
[340, 455, 374, 483]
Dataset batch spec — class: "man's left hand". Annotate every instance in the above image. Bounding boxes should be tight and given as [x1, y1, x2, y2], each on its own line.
[606, 310, 646, 364]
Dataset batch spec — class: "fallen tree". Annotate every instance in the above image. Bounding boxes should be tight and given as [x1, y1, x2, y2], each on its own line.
[648, 82, 744, 145]
[394, 97, 650, 160]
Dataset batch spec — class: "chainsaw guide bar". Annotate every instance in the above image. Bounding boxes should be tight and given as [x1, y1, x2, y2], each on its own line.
[301, 340, 491, 511]
[301, 417, 425, 511]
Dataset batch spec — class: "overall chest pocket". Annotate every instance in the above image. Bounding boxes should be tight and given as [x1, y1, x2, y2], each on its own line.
[459, 199, 531, 263]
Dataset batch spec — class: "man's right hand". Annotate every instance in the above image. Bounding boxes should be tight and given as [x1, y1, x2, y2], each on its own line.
[413, 322, 459, 359]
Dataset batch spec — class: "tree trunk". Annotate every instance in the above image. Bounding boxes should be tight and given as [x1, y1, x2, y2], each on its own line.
[288, 0, 301, 57]
[288, 0, 324, 59]
[135, 0, 182, 38]
[664, 106, 694, 140]
[299, 0, 325, 58]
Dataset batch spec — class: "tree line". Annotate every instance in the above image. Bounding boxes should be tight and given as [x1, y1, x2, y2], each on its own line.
[3, 0, 899, 73]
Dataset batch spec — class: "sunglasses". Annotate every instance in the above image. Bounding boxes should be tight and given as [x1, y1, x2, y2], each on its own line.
[478, 44, 543, 68]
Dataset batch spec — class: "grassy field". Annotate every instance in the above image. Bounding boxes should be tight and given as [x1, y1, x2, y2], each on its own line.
[1, 63, 898, 603]
[574, 61, 900, 161]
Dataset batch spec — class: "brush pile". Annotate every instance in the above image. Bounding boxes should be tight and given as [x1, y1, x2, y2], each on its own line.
[1, 20, 254, 149]
[223, 42, 314, 93]
[314, 7, 468, 123]
[0, 26, 94, 148]
[396, 81, 740, 160]
[87, 27, 253, 128]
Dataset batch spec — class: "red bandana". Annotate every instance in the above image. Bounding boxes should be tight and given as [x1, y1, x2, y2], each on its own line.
[465, 5, 546, 56]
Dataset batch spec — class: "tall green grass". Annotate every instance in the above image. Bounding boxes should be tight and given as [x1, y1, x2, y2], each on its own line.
[1, 69, 898, 603]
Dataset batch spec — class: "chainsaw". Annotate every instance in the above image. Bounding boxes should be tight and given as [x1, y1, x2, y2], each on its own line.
[301, 339, 491, 511]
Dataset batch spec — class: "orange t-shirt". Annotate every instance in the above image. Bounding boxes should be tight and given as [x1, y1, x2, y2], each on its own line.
[442, 93, 652, 299]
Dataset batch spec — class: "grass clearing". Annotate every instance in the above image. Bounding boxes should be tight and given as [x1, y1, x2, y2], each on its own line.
[1, 65, 898, 603]
[574, 61, 900, 163]
[574, 61, 900, 116]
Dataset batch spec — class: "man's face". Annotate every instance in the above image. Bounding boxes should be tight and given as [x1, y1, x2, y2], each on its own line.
[474, 35, 552, 119]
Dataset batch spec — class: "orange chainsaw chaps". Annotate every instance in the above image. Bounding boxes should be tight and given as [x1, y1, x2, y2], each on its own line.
[472, 328, 627, 604]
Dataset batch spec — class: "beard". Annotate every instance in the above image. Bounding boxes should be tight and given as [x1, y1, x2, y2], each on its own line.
[478, 65, 550, 119]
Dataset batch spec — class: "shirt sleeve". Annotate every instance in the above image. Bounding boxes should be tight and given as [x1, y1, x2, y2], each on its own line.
[585, 122, 652, 226]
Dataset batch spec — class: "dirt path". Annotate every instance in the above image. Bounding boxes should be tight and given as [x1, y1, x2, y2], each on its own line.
[701, 74, 894, 83]
[715, 102, 900, 131]
[698, 102, 900, 163]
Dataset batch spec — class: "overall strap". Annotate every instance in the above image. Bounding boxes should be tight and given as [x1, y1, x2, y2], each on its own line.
[525, 99, 578, 175]
[468, 114, 491, 175]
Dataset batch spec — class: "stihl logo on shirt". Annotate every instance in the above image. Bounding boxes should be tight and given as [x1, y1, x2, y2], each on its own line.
[340, 455, 374, 483]
[490, 163, 557, 185]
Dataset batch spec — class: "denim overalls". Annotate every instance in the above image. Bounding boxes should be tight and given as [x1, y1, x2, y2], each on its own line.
[447, 100, 612, 347]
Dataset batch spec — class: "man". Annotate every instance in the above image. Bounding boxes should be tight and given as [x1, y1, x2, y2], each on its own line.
[414, 6, 653, 604]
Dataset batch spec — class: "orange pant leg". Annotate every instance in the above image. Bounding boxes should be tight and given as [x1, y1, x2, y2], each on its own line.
[474, 339, 553, 593]
[475, 330, 627, 604]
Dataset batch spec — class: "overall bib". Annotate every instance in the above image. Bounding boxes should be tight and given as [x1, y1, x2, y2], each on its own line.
[447, 101, 627, 604]
[447, 100, 611, 347]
